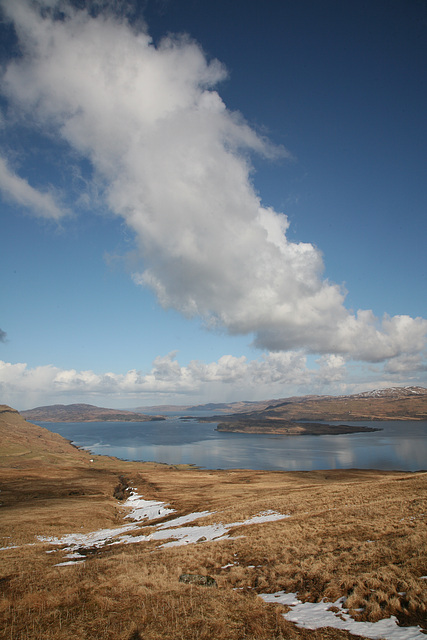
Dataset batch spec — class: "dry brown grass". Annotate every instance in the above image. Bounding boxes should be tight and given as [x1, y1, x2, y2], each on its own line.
[0, 410, 426, 639]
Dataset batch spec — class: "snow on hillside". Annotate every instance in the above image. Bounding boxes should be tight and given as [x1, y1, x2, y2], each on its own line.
[260, 591, 426, 640]
[354, 386, 427, 399]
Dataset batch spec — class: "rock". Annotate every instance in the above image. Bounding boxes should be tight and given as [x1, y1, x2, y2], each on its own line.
[179, 573, 217, 587]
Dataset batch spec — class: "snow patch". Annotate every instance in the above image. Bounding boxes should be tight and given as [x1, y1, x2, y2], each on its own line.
[0, 545, 19, 551]
[156, 511, 213, 529]
[154, 511, 290, 549]
[123, 493, 175, 522]
[260, 591, 426, 640]
[36, 490, 289, 560]
[38, 523, 137, 551]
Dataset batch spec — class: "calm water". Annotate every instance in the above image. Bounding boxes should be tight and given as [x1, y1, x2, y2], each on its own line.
[37, 418, 427, 471]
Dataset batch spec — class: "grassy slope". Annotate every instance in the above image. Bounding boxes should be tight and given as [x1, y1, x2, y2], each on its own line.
[0, 406, 426, 640]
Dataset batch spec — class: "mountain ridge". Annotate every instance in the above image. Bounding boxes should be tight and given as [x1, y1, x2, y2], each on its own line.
[204, 386, 427, 428]
[139, 386, 427, 417]
[19, 386, 427, 422]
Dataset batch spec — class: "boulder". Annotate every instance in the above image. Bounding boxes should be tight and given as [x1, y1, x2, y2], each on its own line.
[179, 573, 217, 587]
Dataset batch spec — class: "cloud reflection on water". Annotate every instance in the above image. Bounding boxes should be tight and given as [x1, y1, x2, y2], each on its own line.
[42, 420, 427, 471]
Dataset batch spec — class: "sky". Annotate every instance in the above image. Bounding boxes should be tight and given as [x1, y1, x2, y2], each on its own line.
[0, 0, 426, 410]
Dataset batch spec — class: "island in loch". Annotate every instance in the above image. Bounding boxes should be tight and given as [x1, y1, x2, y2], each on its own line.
[192, 385, 427, 435]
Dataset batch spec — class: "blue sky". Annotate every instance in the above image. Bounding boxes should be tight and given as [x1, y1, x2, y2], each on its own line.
[0, 0, 426, 410]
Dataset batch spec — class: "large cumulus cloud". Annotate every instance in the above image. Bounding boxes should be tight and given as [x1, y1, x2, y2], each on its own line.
[1, 0, 426, 363]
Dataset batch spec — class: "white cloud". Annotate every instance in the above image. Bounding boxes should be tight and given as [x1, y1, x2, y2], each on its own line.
[315, 354, 347, 384]
[0, 353, 312, 408]
[0, 155, 65, 219]
[1, 0, 426, 363]
[1, 351, 426, 410]
[384, 353, 427, 375]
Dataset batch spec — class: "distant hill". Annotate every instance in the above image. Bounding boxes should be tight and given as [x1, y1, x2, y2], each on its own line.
[20, 386, 427, 426]
[20, 403, 165, 423]
[259, 386, 427, 421]
[134, 396, 323, 414]
[137, 387, 427, 420]
[201, 386, 427, 430]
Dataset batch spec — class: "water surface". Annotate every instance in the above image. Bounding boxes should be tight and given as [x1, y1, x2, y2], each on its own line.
[37, 418, 427, 471]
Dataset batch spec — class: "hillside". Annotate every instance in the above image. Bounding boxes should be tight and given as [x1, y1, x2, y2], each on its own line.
[134, 397, 322, 414]
[0, 405, 426, 639]
[138, 386, 427, 421]
[20, 403, 165, 423]
[201, 387, 427, 432]
[258, 386, 427, 422]
[0, 405, 91, 466]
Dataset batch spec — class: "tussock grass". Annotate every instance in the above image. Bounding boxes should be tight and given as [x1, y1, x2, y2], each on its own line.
[0, 546, 365, 640]
[0, 415, 426, 638]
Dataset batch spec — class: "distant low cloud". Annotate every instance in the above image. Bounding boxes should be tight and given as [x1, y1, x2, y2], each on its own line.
[0, 353, 343, 408]
[1, 0, 426, 363]
[0, 329, 7, 343]
[0, 156, 65, 220]
[1, 352, 424, 409]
